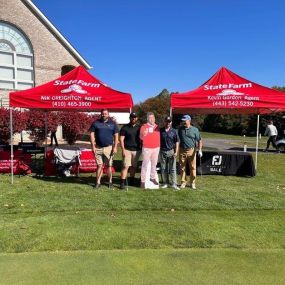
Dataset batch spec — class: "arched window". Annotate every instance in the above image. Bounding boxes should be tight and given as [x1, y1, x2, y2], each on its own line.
[0, 22, 34, 90]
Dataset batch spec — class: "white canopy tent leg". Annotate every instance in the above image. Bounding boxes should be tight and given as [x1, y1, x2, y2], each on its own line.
[255, 114, 260, 171]
[10, 108, 14, 184]
[170, 107, 172, 117]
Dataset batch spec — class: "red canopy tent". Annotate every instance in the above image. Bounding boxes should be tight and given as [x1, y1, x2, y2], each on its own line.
[171, 67, 285, 114]
[8, 66, 133, 183]
[10, 65, 133, 111]
[171, 67, 285, 169]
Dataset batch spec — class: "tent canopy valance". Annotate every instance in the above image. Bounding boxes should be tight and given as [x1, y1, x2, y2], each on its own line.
[9, 66, 133, 112]
[171, 67, 285, 115]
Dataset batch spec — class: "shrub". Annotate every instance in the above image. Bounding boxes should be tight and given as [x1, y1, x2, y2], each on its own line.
[61, 112, 93, 145]
[0, 108, 28, 143]
[26, 110, 60, 144]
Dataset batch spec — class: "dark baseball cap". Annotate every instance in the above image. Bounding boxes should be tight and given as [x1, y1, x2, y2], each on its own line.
[130, 112, 137, 118]
[165, 116, 172, 122]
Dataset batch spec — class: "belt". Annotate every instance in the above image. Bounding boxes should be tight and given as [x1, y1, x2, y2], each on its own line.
[96, 145, 112, 148]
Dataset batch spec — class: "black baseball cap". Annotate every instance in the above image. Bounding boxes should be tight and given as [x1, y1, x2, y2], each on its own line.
[130, 112, 137, 118]
[165, 116, 172, 122]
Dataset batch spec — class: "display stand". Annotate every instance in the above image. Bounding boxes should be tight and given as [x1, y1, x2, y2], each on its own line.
[144, 161, 159, 189]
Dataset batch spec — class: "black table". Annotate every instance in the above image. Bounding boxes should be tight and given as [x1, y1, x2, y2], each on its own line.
[196, 151, 256, 177]
[22, 146, 45, 174]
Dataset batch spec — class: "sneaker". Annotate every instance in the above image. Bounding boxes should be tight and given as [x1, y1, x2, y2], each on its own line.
[108, 182, 114, 190]
[129, 177, 135, 186]
[94, 183, 101, 189]
[180, 182, 187, 189]
[150, 178, 159, 185]
[120, 179, 126, 189]
[161, 184, 168, 189]
[172, 185, 180, 191]
[191, 183, 196, 190]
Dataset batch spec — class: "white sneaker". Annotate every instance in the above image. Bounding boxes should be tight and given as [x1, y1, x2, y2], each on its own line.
[161, 184, 168, 189]
[172, 185, 180, 191]
[180, 182, 187, 189]
[191, 183, 196, 190]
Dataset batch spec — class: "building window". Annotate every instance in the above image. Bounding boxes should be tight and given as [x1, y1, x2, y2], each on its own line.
[0, 22, 34, 90]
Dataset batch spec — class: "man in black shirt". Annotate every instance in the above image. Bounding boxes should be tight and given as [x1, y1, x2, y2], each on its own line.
[119, 112, 141, 189]
[160, 116, 180, 190]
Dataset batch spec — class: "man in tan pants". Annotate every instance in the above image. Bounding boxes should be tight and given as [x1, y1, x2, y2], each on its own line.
[178, 115, 203, 190]
[119, 112, 141, 189]
[89, 109, 119, 189]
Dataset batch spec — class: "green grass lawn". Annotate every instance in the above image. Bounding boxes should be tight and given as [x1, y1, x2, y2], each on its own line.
[0, 146, 285, 284]
[1, 249, 284, 285]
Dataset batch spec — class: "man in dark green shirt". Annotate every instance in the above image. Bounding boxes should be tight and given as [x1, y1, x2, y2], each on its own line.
[178, 115, 203, 189]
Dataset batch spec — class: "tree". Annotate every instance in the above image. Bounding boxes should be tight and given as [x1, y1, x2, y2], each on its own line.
[203, 114, 249, 135]
[133, 89, 171, 126]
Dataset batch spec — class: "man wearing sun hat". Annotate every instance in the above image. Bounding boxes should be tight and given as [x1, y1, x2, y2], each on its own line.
[178, 114, 203, 190]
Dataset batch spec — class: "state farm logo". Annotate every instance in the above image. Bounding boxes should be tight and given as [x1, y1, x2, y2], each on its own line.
[216, 89, 245, 96]
[204, 83, 252, 90]
[61, 84, 87, 94]
[212, 155, 222, 166]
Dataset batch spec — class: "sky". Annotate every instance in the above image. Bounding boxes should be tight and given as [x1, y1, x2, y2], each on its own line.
[33, 0, 285, 103]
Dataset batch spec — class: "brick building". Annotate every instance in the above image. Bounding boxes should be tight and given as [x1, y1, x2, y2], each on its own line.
[0, 0, 91, 107]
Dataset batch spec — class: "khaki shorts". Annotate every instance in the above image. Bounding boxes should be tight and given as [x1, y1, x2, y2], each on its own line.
[123, 149, 141, 168]
[95, 145, 113, 166]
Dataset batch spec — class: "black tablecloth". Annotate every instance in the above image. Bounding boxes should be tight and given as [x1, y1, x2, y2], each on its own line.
[196, 151, 256, 177]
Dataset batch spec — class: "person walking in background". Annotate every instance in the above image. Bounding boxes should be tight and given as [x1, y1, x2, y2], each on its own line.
[90, 108, 119, 189]
[140, 112, 160, 188]
[119, 112, 141, 190]
[178, 115, 202, 190]
[49, 127, 58, 147]
[264, 120, 279, 153]
[159, 116, 180, 190]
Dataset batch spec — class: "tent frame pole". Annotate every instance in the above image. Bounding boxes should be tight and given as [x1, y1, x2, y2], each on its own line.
[45, 111, 48, 158]
[170, 107, 172, 117]
[255, 114, 260, 171]
[10, 108, 14, 184]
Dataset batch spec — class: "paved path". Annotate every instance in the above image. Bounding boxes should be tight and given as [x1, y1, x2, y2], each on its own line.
[203, 138, 283, 154]
[203, 138, 241, 150]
